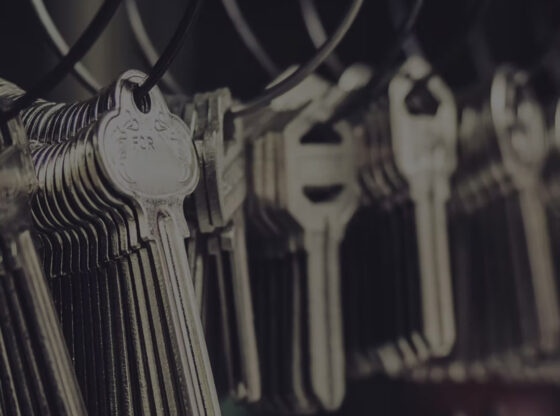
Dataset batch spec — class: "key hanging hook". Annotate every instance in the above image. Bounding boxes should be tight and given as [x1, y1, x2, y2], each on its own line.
[0, 0, 122, 123]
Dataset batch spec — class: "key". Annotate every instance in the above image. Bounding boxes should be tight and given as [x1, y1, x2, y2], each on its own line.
[491, 66, 560, 355]
[0, 99, 86, 415]
[90, 71, 220, 415]
[255, 72, 360, 410]
[389, 56, 458, 358]
[181, 88, 260, 403]
[31, 139, 135, 414]
[218, 213, 260, 401]
[247, 132, 309, 412]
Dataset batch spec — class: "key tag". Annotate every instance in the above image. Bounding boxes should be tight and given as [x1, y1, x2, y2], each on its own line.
[96, 70, 199, 241]
[389, 55, 458, 357]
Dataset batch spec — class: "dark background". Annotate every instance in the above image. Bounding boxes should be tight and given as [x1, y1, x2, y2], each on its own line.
[1, 1, 560, 414]
[1, 0, 560, 102]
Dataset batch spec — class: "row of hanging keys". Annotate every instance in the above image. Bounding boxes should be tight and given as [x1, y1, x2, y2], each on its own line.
[0, 72, 220, 415]
[241, 68, 364, 414]
[0, 98, 86, 415]
[445, 65, 560, 383]
[2, 54, 560, 415]
[342, 57, 457, 381]
[342, 57, 560, 387]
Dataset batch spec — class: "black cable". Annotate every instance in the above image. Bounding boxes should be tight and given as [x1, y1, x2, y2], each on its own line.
[229, 0, 364, 118]
[1, 0, 122, 122]
[365, 0, 424, 92]
[221, 0, 280, 78]
[299, 0, 345, 79]
[329, 0, 424, 123]
[133, 0, 204, 103]
[388, 0, 425, 57]
[124, 0, 184, 94]
[30, 0, 101, 94]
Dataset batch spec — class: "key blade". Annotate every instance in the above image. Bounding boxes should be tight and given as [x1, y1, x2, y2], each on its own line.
[156, 213, 221, 416]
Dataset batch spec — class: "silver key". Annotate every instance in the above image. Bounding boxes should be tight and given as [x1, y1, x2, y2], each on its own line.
[389, 56, 458, 358]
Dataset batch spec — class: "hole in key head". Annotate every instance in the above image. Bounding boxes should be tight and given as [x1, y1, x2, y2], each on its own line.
[405, 81, 440, 116]
[300, 123, 342, 144]
[303, 184, 344, 203]
[133, 87, 152, 114]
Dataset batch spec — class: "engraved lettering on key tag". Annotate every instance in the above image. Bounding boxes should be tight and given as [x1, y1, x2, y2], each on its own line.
[389, 55, 457, 358]
[104, 100, 197, 200]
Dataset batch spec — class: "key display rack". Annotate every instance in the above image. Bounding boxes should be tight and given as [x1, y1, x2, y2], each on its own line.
[1, 0, 560, 415]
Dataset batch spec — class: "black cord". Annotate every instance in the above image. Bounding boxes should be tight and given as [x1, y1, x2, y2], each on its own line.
[299, 0, 345, 79]
[329, 0, 424, 123]
[221, 0, 280, 78]
[365, 0, 424, 94]
[229, 0, 364, 118]
[125, 0, 184, 94]
[388, 0, 425, 57]
[30, 0, 102, 94]
[1, 0, 121, 122]
[133, 0, 203, 103]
